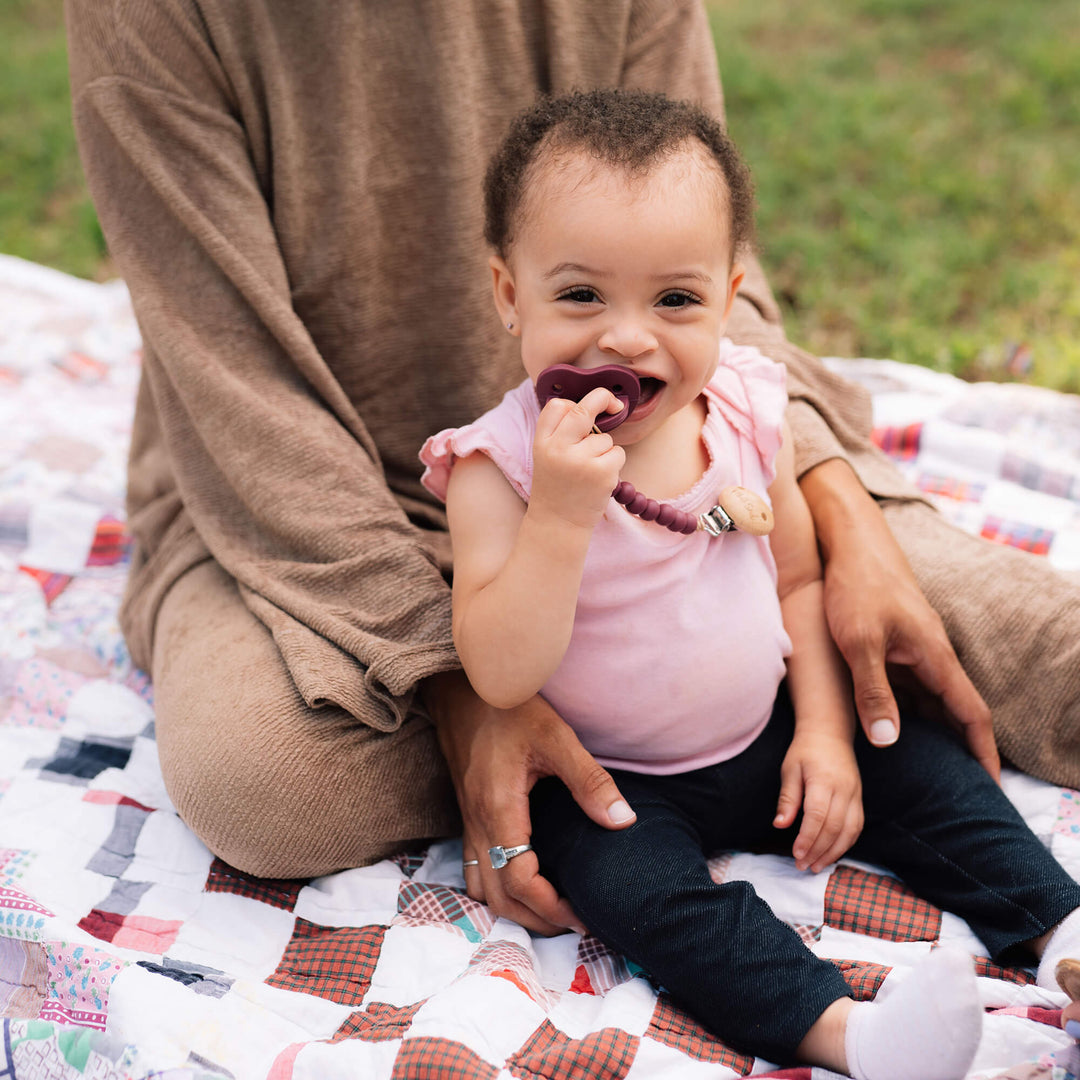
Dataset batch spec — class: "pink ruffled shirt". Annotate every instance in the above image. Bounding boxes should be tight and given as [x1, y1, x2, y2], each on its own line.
[421, 339, 791, 775]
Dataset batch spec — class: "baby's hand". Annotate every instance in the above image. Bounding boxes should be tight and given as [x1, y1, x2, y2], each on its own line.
[774, 729, 863, 873]
[529, 387, 626, 531]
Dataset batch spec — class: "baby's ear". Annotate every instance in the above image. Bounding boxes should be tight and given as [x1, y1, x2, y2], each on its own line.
[489, 254, 520, 335]
[722, 261, 746, 322]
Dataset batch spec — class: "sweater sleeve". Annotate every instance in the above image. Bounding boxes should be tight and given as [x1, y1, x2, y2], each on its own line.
[65, 0, 458, 730]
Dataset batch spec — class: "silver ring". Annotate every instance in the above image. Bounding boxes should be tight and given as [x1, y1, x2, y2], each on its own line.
[462, 859, 480, 869]
[488, 843, 533, 869]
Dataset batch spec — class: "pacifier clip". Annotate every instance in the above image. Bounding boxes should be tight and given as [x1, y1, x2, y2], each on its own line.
[535, 364, 774, 537]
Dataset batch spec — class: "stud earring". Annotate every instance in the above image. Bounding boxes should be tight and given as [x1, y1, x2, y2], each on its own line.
[506, 321, 514, 330]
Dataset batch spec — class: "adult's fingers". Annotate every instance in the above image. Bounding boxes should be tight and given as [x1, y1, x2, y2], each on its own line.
[489, 851, 584, 935]
[842, 630, 902, 748]
[549, 728, 636, 831]
[910, 647, 1000, 782]
[461, 827, 580, 935]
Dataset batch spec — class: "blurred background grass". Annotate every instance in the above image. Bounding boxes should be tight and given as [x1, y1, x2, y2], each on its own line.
[1, 0, 1077, 389]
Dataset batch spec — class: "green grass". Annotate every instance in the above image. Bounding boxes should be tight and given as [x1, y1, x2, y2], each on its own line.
[708, 0, 1080, 390]
[1, 0, 1078, 387]
[0, 0, 107, 279]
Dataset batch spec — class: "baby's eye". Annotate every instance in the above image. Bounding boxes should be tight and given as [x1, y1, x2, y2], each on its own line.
[658, 290, 702, 309]
[557, 287, 600, 304]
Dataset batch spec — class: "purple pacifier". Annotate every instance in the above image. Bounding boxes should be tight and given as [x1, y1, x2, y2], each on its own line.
[535, 364, 641, 433]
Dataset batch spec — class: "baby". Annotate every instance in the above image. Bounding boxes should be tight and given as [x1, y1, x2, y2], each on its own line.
[420, 89, 1080, 1078]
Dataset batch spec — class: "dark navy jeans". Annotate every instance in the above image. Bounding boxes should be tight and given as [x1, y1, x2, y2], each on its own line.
[530, 684, 1080, 1063]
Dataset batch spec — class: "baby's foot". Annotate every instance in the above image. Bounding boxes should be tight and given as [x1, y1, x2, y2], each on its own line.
[844, 948, 982, 1080]
[1034, 908, 1080, 1039]
[1055, 959, 1080, 1039]
[1056, 958, 1080, 1000]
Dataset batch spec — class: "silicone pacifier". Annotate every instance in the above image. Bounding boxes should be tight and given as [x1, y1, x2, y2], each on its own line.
[535, 364, 641, 433]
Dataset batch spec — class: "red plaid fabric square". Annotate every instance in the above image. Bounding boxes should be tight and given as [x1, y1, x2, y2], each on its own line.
[86, 515, 132, 566]
[507, 1020, 639, 1080]
[831, 959, 890, 1001]
[872, 422, 922, 461]
[205, 858, 306, 911]
[980, 516, 1054, 556]
[973, 957, 1035, 987]
[392, 1037, 499, 1080]
[917, 474, 985, 503]
[266, 919, 385, 1006]
[17, 566, 72, 605]
[824, 866, 941, 942]
[333, 1000, 425, 1043]
[646, 993, 753, 1072]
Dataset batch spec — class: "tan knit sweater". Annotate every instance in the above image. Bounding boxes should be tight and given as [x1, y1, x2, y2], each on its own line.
[66, 0, 916, 733]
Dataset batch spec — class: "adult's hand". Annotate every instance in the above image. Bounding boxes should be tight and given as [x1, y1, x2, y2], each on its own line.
[799, 460, 1000, 781]
[420, 670, 636, 935]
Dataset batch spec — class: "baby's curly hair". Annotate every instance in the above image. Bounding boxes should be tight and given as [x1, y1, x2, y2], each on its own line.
[484, 88, 754, 259]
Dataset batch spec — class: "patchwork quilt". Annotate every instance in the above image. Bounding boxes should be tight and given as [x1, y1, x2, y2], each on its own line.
[2, 252, 1080, 1080]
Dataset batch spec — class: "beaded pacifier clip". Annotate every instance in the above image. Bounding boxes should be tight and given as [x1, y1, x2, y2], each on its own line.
[535, 363, 773, 537]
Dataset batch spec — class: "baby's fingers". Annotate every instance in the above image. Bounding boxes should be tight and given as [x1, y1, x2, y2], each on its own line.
[810, 798, 864, 873]
[793, 785, 838, 871]
[578, 387, 623, 425]
[774, 768, 804, 831]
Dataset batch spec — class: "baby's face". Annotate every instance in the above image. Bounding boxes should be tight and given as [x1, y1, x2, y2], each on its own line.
[490, 143, 742, 447]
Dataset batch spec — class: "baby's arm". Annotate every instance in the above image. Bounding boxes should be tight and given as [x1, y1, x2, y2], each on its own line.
[768, 420, 864, 872]
[447, 388, 624, 709]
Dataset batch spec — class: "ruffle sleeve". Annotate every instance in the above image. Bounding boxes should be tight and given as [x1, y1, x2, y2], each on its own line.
[706, 339, 788, 487]
[419, 380, 537, 504]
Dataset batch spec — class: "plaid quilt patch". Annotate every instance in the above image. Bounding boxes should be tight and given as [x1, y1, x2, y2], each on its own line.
[1001, 452, 1079, 501]
[390, 850, 429, 878]
[395, 881, 495, 943]
[872, 421, 923, 460]
[823, 865, 942, 942]
[393, 1036, 501, 1080]
[17, 565, 72, 605]
[917, 474, 986, 503]
[980, 516, 1055, 556]
[204, 857, 306, 912]
[973, 957, 1036, 986]
[333, 1000, 425, 1043]
[464, 940, 550, 1007]
[86, 516, 132, 567]
[570, 935, 632, 996]
[832, 959, 890, 1001]
[506, 1020, 639, 1080]
[647, 993, 754, 1072]
[266, 919, 386, 1006]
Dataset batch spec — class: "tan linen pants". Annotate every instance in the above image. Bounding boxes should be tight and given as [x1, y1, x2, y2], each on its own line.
[151, 503, 1080, 880]
[151, 558, 460, 878]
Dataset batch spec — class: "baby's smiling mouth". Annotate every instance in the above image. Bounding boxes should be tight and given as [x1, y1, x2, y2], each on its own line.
[636, 376, 664, 405]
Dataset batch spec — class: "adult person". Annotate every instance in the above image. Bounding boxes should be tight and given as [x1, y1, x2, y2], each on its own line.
[64, 0, 1079, 937]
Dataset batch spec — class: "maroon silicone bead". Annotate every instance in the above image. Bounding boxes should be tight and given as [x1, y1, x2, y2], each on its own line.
[610, 478, 700, 535]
